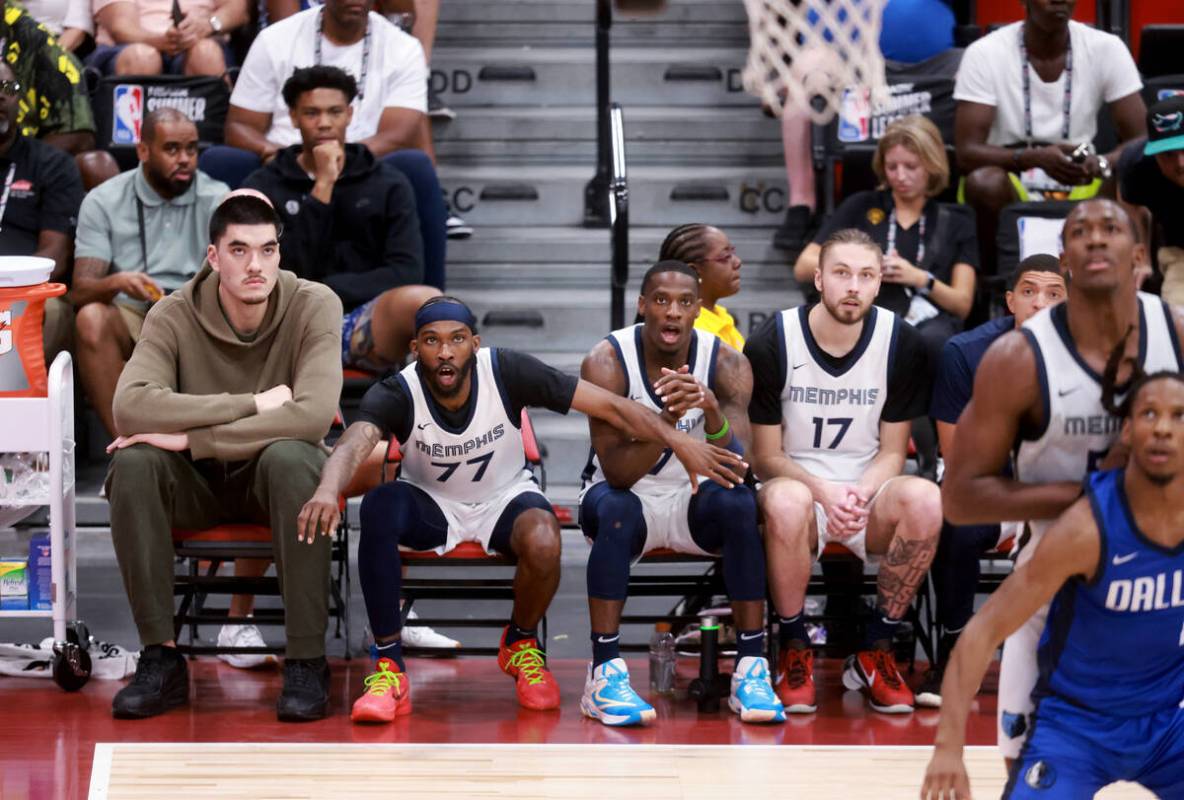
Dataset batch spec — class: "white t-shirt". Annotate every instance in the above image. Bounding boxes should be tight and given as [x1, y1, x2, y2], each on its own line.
[230, 7, 427, 148]
[953, 21, 1141, 147]
[23, 0, 92, 35]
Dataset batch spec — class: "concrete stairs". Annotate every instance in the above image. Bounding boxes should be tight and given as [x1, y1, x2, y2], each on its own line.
[430, 0, 804, 511]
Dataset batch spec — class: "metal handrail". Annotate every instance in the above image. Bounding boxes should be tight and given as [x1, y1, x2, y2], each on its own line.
[584, 0, 613, 227]
[608, 103, 629, 330]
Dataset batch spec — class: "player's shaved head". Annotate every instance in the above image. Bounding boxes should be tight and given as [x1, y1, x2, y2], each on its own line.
[1061, 198, 1136, 244]
[640, 260, 699, 296]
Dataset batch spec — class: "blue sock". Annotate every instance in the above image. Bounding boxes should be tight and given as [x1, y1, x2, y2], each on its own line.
[778, 613, 809, 651]
[374, 639, 405, 672]
[736, 628, 765, 664]
[591, 631, 621, 667]
[864, 613, 903, 651]
[505, 623, 538, 647]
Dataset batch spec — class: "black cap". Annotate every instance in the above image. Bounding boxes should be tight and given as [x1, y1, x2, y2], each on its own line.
[1145, 96, 1184, 157]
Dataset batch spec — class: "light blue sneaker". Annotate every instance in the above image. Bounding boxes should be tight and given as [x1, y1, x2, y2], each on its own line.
[580, 658, 657, 727]
[729, 656, 786, 723]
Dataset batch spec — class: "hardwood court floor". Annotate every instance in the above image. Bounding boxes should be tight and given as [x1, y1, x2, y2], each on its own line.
[88, 742, 1156, 800]
[6, 657, 999, 799]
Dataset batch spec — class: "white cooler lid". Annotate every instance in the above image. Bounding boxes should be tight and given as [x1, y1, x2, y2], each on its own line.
[0, 256, 54, 288]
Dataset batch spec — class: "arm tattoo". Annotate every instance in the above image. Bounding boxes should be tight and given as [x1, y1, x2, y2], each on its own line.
[875, 536, 938, 619]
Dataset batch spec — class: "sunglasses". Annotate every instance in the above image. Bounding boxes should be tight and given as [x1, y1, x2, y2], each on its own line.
[0, 80, 21, 98]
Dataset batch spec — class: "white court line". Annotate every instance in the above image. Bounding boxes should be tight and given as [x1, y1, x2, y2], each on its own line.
[88, 743, 114, 800]
[91, 741, 994, 753]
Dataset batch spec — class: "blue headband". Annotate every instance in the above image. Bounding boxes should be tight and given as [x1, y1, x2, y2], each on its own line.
[415, 300, 478, 334]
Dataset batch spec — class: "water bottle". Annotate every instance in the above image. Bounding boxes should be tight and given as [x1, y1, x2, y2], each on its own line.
[648, 621, 676, 695]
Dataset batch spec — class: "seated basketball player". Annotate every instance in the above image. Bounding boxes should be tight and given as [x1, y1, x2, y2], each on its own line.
[746, 229, 941, 715]
[297, 297, 747, 723]
[577, 260, 783, 726]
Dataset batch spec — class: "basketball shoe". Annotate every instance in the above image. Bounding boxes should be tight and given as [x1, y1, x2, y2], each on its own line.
[498, 628, 560, 710]
[775, 646, 817, 713]
[580, 658, 656, 727]
[842, 649, 914, 713]
[729, 656, 786, 723]
[350, 657, 412, 723]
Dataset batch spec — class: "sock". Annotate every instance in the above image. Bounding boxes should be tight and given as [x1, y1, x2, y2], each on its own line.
[864, 613, 903, 651]
[375, 639, 405, 672]
[505, 623, 538, 647]
[735, 628, 765, 664]
[778, 613, 809, 651]
[591, 631, 621, 667]
[938, 627, 963, 664]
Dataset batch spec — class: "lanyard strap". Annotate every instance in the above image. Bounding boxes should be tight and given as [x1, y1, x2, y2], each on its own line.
[0, 163, 17, 234]
[315, 8, 371, 101]
[1019, 23, 1073, 145]
[136, 197, 149, 271]
[886, 207, 925, 267]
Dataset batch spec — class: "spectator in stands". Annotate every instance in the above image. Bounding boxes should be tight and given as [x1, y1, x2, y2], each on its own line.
[659, 224, 746, 351]
[953, 0, 1146, 270]
[0, 60, 85, 363]
[105, 193, 343, 722]
[794, 115, 978, 360]
[203, 0, 448, 288]
[918, 253, 1065, 708]
[1118, 96, 1184, 305]
[87, 0, 248, 76]
[22, 0, 93, 51]
[772, 0, 957, 253]
[70, 108, 229, 438]
[1, 0, 96, 154]
[244, 66, 438, 371]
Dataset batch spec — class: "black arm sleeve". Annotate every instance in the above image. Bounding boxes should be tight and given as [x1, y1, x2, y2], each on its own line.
[356, 376, 415, 443]
[744, 315, 787, 425]
[882, 320, 933, 422]
[495, 349, 579, 419]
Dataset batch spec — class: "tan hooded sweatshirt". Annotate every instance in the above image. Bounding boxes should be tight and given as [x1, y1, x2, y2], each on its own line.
[112, 262, 344, 462]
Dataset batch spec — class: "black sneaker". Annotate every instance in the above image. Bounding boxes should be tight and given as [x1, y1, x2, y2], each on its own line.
[277, 656, 330, 722]
[915, 661, 944, 708]
[772, 205, 816, 253]
[428, 89, 456, 121]
[112, 645, 189, 719]
[446, 212, 474, 239]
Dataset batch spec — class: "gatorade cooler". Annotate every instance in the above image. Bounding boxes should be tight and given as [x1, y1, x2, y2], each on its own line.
[0, 257, 66, 397]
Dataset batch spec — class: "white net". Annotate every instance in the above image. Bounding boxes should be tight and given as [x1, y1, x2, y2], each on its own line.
[741, 0, 889, 125]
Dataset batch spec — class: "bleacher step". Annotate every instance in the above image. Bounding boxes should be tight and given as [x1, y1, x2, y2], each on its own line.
[433, 105, 780, 165]
[430, 46, 753, 108]
[438, 164, 788, 227]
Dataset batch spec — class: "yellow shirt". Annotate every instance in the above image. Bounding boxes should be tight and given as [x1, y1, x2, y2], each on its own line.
[695, 303, 745, 351]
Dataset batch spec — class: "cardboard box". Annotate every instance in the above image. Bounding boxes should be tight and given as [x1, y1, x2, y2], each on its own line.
[28, 536, 50, 611]
[0, 558, 28, 610]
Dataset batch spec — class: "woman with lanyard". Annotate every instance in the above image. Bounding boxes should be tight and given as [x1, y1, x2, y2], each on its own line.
[794, 115, 979, 362]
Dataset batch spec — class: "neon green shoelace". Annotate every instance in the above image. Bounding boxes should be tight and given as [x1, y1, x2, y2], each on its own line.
[363, 662, 403, 697]
[507, 647, 548, 685]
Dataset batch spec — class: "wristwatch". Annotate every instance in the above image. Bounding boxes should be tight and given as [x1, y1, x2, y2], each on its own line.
[918, 271, 936, 296]
[1096, 154, 1113, 180]
[208, 13, 223, 33]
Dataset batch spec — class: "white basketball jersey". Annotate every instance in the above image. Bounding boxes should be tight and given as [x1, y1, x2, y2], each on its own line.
[583, 324, 720, 495]
[779, 305, 899, 483]
[396, 349, 531, 503]
[1015, 293, 1181, 535]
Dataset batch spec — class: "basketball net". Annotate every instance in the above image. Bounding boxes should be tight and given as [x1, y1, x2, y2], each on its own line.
[741, 0, 888, 125]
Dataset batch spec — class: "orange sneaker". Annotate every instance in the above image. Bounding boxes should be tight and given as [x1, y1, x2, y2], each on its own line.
[497, 628, 560, 711]
[350, 658, 412, 723]
[842, 649, 914, 714]
[775, 647, 817, 713]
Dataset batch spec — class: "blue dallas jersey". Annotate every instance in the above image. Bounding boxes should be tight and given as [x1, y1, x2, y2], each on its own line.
[1034, 468, 1184, 717]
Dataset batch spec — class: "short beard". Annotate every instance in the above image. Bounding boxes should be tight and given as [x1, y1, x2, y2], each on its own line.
[423, 353, 475, 399]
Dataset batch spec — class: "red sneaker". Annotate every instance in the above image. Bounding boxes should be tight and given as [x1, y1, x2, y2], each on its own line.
[497, 628, 560, 711]
[350, 658, 412, 723]
[842, 649, 914, 714]
[775, 647, 817, 713]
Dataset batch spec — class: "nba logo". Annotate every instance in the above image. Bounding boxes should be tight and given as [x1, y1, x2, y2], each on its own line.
[837, 87, 871, 143]
[112, 84, 144, 145]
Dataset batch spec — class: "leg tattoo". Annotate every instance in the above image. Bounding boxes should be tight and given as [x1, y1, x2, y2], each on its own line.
[876, 536, 937, 619]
